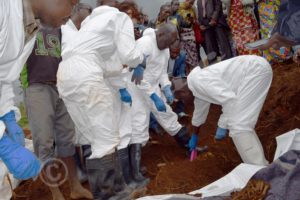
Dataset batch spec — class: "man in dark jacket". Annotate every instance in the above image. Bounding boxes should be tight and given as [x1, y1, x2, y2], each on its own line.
[197, 0, 232, 60]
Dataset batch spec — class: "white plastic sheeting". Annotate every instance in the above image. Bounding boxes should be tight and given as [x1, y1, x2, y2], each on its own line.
[137, 129, 300, 200]
[274, 128, 300, 160]
[137, 194, 201, 200]
[189, 164, 265, 198]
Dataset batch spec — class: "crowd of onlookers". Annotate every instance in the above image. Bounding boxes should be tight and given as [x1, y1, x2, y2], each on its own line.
[121, 0, 295, 71]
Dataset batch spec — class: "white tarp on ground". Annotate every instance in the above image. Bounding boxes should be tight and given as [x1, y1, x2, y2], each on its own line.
[0, 139, 34, 200]
[274, 128, 300, 160]
[137, 128, 300, 200]
[188, 163, 265, 198]
[137, 194, 201, 200]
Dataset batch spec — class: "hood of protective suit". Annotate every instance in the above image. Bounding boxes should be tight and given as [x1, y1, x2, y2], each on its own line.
[89, 5, 119, 20]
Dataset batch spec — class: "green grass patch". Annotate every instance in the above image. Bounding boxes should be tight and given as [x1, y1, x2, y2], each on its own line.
[19, 103, 29, 130]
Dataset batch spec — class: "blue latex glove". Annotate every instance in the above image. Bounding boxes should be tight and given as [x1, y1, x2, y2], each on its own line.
[188, 133, 198, 151]
[0, 111, 25, 146]
[0, 134, 41, 180]
[150, 93, 166, 112]
[119, 88, 132, 105]
[131, 65, 145, 85]
[131, 55, 148, 85]
[163, 85, 174, 104]
[215, 127, 228, 140]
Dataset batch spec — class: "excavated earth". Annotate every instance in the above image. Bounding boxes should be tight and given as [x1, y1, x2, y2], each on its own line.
[14, 61, 300, 199]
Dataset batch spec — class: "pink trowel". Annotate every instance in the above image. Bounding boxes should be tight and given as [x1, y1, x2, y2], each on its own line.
[190, 146, 208, 162]
[190, 150, 197, 161]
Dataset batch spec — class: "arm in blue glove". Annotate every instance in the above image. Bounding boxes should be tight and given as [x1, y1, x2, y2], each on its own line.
[0, 134, 41, 180]
[119, 88, 132, 106]
[131, 54, 148, 85]
[163, 85, 174, 104]
[150, 93, 166, 112]
[131, 65, 145, 85]
[188, 133, 199, 151]
[188, 125, 202, 151]
[0, 111, 25, 146]
[215, 127, 228, 140]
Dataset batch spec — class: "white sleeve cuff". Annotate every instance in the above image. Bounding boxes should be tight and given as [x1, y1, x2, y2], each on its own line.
[0, 121, 5, 139]
[192, 119, 205, 127]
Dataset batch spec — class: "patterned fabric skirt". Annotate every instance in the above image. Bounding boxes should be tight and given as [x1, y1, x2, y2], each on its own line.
[228, 1, 260, 55]
[258, 0, 291, 63]
[180, 28, 200, 68]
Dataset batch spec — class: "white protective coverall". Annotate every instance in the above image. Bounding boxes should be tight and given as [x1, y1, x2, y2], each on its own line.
[61, 19, 78, 53]
[103, 55, 133, 150]
[187, 55, 272, 166]
[0, 0, 36, 139]
[61, 18, 132, 150]
[57, 6, 143, 159]
[61, 19, 90, 145]
[128, 28, 182, 145]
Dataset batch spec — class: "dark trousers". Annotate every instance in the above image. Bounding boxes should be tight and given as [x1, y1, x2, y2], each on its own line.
[203, 26, 232, 60]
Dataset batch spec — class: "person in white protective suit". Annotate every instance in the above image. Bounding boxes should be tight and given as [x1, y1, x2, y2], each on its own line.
[109, 0, 152, 191]
[61, 3, 93, 53]
[61, 2, 94, 184]
[187, 55, 272, 166]
[104, 54, 142, 190]
[63, 0, 143, 193]
[57, 5, 147, 200]
[62, 2, 136, 187]
[128, 24, 191, 183]
[0, 0, 77, 187]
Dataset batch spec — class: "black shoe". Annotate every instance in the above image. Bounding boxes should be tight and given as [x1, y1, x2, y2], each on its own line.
[186, 145, 209, 157]
[174, 127, 190, 148]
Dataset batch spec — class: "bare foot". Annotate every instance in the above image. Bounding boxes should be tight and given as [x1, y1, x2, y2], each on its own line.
[49, 187, 65, 200]
[70, 183, 93, 199]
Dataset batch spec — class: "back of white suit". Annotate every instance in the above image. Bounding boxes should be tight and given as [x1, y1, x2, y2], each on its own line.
[57, 6, 143, 159]
[188, 55, 272, 165]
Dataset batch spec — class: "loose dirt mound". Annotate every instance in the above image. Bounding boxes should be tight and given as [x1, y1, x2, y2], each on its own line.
[14, 61, 300, 199]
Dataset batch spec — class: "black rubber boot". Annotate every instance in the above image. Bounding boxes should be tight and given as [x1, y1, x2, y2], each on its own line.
[173, 127, 190, 148]
[129, 144, 150, 187]
[118, 147, 140, 189]
[86, 152, 132, 200]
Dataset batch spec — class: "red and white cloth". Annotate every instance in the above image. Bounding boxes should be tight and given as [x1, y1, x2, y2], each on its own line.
[228, 0, 260, 55]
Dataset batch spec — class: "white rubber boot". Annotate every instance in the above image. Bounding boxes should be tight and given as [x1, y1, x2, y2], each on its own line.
[231, 131, 269, 166]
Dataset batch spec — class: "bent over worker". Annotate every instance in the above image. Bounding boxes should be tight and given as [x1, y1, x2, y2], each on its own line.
[187, 55, 272, 166]
[57, 5, 147, 200]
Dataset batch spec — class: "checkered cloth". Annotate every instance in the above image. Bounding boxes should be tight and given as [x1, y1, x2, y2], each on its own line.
[228, 0, 260, 55]
[258, 0, 292, 63]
